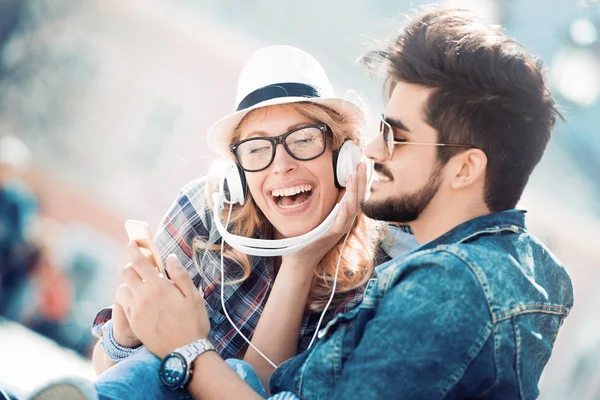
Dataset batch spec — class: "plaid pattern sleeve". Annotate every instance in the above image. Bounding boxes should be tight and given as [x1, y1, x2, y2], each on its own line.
[91, 306, 113, 339]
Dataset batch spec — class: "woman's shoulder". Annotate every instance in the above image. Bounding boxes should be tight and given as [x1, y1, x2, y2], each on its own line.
[175, 176, 216, 216]
[178, 176, 209, 201]
[158, 176, 217, 239]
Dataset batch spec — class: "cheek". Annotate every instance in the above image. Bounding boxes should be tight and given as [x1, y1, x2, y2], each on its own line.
[313, 158, 338, 204]
[321, 175, 337, 205]
[244, 173, 267, 205]
[392, 151, 436, 187]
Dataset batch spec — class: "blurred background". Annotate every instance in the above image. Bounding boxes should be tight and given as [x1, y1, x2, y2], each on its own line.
[0, 0, 598, 398]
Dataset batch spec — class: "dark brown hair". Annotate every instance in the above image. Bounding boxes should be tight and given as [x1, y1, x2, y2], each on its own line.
[363, 7, 562, 212]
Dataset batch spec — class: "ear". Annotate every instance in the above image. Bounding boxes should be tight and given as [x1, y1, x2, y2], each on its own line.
[449, 149, 487, 190]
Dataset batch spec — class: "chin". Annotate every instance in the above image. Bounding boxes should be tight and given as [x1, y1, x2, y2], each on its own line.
[274, 219, 320, 238]
[276, 226, 311, 239]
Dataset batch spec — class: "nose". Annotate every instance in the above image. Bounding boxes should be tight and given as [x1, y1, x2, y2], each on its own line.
[364, 133, 387, 164]
[270, 143, 298, 175]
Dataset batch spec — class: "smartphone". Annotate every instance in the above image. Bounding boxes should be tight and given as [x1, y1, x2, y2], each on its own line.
[124, 219, 166, 276]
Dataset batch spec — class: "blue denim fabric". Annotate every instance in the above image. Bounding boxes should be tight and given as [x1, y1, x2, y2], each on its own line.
[270, 210, 574, 399]
[94, 348, 268, 399]
[95, 347, 190, 400]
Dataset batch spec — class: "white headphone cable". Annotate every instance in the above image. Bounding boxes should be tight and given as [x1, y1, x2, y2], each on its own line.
[218, 200, 356, 366]
[220, 202, 278, 369]
[307, 214, 355, 349]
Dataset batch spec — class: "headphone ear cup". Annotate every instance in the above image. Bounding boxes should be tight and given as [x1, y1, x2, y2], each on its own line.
[334, 140, 362, 188]
[222, 162, 247, 205]
[237, 163, 248, 204]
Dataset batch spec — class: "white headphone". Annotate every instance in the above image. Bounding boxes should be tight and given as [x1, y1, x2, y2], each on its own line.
[213, 140, 367, 367]
[212, 141, 363, 257]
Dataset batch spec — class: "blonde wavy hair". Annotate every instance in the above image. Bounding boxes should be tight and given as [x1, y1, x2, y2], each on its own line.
[194, 102, 379, 312]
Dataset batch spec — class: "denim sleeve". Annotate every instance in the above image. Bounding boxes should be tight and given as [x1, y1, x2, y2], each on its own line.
[331, 253, 493, 400]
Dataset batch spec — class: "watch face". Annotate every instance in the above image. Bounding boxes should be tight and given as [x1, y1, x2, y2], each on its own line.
[159, 353, 188, 389]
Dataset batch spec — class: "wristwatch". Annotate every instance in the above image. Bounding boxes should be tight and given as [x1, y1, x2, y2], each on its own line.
[159, 338, 216, 391]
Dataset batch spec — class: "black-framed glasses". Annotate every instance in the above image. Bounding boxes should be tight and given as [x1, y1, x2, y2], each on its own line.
[230, 123, 329, 172]
[380, 115, 477, 160]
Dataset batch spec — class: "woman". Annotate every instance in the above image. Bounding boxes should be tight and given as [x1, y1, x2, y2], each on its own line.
[91, 45, 380, 389]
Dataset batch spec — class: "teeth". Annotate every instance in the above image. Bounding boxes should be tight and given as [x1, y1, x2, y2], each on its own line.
[374, 173, 390, 182]
[271, 184, 313, 197]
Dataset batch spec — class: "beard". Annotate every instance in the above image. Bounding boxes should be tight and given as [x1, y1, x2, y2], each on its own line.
[361, 163, 443, 224]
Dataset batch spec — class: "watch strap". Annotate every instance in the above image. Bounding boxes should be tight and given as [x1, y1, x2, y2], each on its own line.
[174, 337, 216, 366]
[160, 338, 215, 391]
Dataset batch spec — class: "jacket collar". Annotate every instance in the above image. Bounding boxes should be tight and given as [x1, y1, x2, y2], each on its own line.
[375, 209, 527, 276]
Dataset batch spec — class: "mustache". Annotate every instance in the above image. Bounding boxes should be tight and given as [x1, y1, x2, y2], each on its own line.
[373, 163, 393, 180]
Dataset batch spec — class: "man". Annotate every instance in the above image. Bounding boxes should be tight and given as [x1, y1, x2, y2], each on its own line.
[26, 6, 572, 400]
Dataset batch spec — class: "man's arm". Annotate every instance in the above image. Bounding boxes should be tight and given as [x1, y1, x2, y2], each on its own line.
[188, 351, 263, 400]
[329, 254, 492, 399]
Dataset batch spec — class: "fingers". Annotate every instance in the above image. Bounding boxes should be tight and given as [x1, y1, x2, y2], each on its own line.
[329, 171, 356, 237]
[343, 162, 366, 215]
[115, 283, 134, 319]
[332, 162, 366, 236]
[127, 241, 161, 283]
[356, 162, 368, 204]
[121, 262, 143, 294]
[345, 172, 358, 217]
[166, 254, 199, 298]
[331, 200, 349, 234]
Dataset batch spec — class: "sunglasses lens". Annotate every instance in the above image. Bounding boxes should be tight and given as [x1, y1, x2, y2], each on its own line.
[380, 119, 393, 158]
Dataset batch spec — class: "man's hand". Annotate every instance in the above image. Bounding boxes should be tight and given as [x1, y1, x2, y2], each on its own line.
[119, 244, 210, 359]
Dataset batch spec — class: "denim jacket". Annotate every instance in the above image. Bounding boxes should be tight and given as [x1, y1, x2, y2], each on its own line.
[270, 210, 574, 399]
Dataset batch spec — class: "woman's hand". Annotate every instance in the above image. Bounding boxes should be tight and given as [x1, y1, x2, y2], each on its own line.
[118, 243, 211, 359]
[111, 298, 141, 348]
[241, 163, 368, 387]
[280, 161, 368, 271]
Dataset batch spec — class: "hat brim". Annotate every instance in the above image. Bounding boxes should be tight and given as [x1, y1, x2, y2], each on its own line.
[206, 96, 365, 158]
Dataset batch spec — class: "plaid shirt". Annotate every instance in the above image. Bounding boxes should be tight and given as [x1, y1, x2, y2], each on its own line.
[92, 177, 371, 360]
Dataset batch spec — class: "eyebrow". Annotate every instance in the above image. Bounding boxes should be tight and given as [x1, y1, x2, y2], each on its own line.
[383, 116, 412, 133]
[244, 121, 315, 139]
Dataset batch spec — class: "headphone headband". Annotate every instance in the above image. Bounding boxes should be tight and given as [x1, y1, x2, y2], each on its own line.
[212, 141, 371, 257]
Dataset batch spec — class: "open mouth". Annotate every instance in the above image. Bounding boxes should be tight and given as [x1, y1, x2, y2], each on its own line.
[271, 184, 314, 209]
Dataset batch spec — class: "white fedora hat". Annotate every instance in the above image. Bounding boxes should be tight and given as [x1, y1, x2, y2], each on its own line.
[206, 45, 365, 157]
